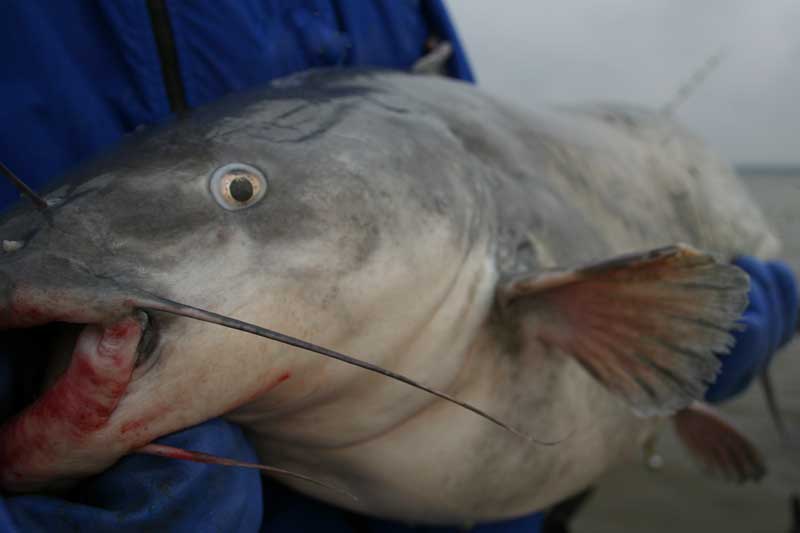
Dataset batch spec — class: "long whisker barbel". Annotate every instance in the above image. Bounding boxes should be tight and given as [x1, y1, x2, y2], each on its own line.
[136, 443, 358, 500]
[135, 293, 558, 445]
[0, 161, 49, 210]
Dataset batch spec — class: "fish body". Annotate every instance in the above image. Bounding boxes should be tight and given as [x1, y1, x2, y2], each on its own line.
[0, 71, 776, 523]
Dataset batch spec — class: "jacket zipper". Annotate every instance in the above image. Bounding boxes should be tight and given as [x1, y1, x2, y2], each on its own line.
[146, 0, 188, 114]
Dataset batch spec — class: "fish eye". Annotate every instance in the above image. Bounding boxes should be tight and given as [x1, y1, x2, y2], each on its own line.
[210, 163, 267, 210]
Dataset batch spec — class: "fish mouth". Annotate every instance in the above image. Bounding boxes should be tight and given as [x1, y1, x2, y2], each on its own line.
[0, 309, 158, 426]
[3, 312, 159, 398]
[0, 304, 157, 491]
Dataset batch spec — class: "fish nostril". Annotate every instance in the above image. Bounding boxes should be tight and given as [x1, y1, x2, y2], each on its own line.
[2, 240, 24, 253]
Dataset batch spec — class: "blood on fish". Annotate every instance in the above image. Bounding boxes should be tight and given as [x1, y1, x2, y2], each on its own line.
[7, 302, 46, 326]
[0, 319, 141, 486]
[219, 370, 293, 414]
[121, 372, 293, 438]
[119, 403, 175, 446]
[22, 356, 127, 435]
[105, 320, 138, 341]
[140, 443, 220, 464]
[0, 358, 129, 478]
[120, 419, 147, 435]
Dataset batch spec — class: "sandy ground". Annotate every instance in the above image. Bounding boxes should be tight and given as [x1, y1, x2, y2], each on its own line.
[575, 174, 800, 533]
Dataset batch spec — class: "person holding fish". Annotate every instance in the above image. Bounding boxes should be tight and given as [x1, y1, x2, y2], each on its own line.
[0, 2, 797, 533]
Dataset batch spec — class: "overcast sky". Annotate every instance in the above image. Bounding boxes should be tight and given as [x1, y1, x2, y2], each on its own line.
[448, 1, 799, 165]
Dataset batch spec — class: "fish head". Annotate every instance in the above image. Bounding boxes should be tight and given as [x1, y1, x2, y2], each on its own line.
[0, 77, 489, 491]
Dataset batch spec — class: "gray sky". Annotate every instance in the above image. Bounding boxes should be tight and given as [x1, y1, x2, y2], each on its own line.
[447, 0, 799, 165]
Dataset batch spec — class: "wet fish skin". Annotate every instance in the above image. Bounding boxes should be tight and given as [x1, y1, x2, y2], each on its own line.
[0, 70, 777, 523]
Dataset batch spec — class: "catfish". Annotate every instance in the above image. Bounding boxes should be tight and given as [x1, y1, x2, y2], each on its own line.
[0, 70, 781, 523]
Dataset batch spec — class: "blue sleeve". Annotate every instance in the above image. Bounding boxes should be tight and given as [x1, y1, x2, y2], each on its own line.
[0, 419, 263, 532]
[706, 256, 799, 402]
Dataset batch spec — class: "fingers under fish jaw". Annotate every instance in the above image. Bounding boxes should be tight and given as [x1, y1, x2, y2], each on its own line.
[0, 314, 148, 492]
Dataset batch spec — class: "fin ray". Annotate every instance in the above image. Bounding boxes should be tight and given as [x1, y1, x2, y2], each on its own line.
[673, 402, 766, 483]
[501, 244, 749, 415]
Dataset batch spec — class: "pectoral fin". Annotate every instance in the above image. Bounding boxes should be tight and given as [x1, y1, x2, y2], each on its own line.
[673, 402, 766, 483]
[499, 244, 749, 416]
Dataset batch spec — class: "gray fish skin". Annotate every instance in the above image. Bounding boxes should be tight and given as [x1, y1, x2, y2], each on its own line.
[0, 71, 778, 523]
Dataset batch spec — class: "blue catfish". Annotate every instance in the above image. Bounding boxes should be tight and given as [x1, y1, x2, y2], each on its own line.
[0, 70, 777, 523]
